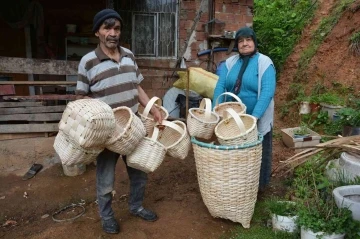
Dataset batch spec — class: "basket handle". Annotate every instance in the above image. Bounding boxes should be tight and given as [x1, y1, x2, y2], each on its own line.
[199, 98, 212, 120]
[215, 92, 244, 106]
[150, 125, 160, 141]
[159, 120, 184, 134]
[143, 97, 162, 118]
[224, 108, 246, 133]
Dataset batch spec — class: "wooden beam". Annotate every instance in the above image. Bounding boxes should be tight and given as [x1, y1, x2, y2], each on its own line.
[0, 113, 63, 122]
[0, 105, 65, 115]
[0, 133, 46, 141]
[0, 81, 76, 85]
[3, 95, 77, 101]
[0, 102, 44, 108]
[0, 123, 59, 133]
[0, 57, 78, 75]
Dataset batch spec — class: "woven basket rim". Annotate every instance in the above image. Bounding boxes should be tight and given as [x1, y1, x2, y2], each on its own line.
[191, 134, 263, 150]
[214, 114, 257, 140]
[111, 106, 133, 137]
[160, 120, 187, 149]
[213, 102, 247, 113]
[188, 108, 219, 124]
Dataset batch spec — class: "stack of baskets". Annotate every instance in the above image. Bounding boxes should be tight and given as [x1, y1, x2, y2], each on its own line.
[188, 96, 262, 228]
[54, 99, 116, 166]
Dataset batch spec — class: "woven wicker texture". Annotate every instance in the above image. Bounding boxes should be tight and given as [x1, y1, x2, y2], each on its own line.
[138, 97, 169, 135]
[105, 106, 146, 155]
[54, 130, 103, 166]
[59, 99, 116, 148]
[213, 92, 246, 119]
[215, 108, 258, 146]
[191, 136, 263, 228]
[187, 98, 220, 140]
[157, 120, 191, 160]
[127, 126, 166, 173]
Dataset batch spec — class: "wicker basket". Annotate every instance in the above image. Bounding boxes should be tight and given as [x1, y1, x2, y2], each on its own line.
[105, 106, 146, 155]
[58, 99, 116, 148]
[127, 126, 167, 173]
[54, 130, 103, 166]
[213, 92, 246, 119]
[138, 97, 169, 135]
[215, 108, 258, 146]
[187, 98, 220, 140]
[191, 135, 263, 228]
[157, 120, 191, 160]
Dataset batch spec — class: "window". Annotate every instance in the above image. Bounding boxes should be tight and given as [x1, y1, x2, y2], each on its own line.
[115, 0, 178, 58]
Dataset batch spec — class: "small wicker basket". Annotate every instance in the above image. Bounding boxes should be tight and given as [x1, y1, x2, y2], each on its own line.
[105, 106, 146, 155]
[127, 126, 167, 173]
[138, 97, 169, 135]
[157, 120, 191, 160]
[213, 92, 246, 119]
[58, 99, 116, 148]
[215, 108, 258, 146]
[54, 130, 103, 166]
[191, 135, 263, 228]
[187, 98, 220, 140]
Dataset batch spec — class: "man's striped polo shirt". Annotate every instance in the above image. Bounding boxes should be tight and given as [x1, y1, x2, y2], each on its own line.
[75, 45, 144, 112]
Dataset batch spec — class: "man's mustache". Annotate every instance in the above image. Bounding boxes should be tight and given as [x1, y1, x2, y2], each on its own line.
[106, 37, 119, 41]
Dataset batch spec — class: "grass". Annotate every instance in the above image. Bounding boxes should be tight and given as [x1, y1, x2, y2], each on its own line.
[349, 31, 360, 56]
[295, 0, 357, 82]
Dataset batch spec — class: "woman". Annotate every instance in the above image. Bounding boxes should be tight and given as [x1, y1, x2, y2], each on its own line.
[213, 27, 276, 191]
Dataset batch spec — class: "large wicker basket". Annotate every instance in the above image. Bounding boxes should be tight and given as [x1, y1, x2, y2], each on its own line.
[215, 108, 258, 146]
[157, 120, 191, 160]
[213, 92, 246, 119]
[58, 99, 116, 148]
[138, 97, 169, 135]
[187, 98, 220, 139]
[127, 126, 167, 173]
[191, 135, 263, 228]
[54, 130, 103, 166]
[105, 106, 146, 155]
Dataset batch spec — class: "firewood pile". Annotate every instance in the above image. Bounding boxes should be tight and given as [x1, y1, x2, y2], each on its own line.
[273, 135, 360, 176]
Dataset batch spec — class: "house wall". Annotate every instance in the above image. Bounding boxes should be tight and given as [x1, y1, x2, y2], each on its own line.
[0, 0, 253, 99]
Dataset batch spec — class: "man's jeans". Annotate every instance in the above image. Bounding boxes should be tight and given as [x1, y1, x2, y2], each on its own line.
[259, 128, 273, 190]
[96, 149, 147, 220]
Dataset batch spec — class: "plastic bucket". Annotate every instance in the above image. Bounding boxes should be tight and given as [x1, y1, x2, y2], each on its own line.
[62, 164, 86, 176]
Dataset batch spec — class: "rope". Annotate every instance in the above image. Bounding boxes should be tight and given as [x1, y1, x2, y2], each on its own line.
[52, 203, 86, 223]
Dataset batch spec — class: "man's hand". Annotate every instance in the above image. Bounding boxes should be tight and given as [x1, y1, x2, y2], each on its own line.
[151, 107, 163, 124]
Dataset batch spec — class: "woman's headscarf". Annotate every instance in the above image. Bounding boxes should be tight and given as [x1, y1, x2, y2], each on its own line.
[233, 27, 258, 95]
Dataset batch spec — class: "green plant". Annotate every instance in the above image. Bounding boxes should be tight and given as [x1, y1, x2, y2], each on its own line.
[318, 92, 345, 106]
[265, 198, 297, 217]
[293, 124, 310, 136]
[292, 167, 360, 237]
[349, 30, 360, 56]
[253, 0, 317, 72]
[335, 107, 360, 127]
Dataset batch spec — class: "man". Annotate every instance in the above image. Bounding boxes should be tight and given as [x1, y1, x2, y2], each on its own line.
[75, 9, 163, 234]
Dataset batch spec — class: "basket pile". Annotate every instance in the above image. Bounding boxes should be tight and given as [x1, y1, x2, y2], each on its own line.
[54, 99, 115, 166]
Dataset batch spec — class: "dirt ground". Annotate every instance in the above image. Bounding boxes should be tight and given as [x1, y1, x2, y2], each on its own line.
[2, 0, 360, 238]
